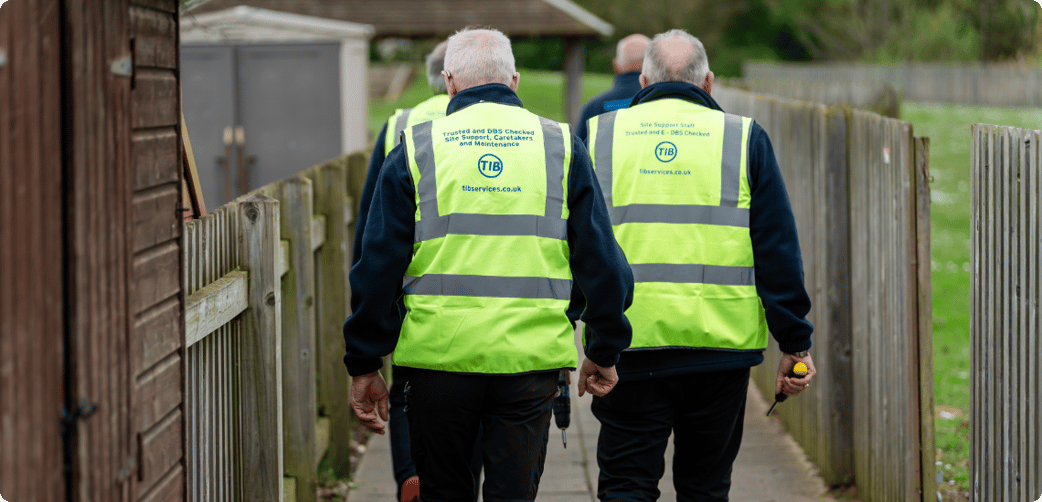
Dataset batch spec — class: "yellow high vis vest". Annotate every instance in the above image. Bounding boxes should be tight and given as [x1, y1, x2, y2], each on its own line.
[587, 98, 768, 352]
[395, 102, 576, 373]
[384, 94, 452, 156]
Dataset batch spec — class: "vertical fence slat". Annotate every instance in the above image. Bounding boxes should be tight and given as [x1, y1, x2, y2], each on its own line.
[849, 111, 870, 496]
[309, 159, 355, 476]
[237, 194, 283, 500]
[915, 136, 937, 502]
[824, 107, 854, 484]
[279, 176, 319, 502]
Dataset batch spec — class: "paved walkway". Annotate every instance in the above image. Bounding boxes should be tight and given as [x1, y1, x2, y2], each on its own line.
[349, 374, 837, 502]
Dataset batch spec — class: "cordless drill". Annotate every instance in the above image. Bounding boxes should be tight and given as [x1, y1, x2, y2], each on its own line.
[766, 361, 809, 416]
[553, 370, 570, 447]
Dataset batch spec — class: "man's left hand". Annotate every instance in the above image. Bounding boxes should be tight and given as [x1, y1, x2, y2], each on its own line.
[350, 370, 390, 434]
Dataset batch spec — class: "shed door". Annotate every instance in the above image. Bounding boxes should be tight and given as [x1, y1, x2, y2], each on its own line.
[180, 45, 236, 209]
[238, 43, 342, 192]
[181, 43, 342, 208]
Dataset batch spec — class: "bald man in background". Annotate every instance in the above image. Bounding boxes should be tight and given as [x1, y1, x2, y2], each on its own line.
[583, 29, 816, 501]
[574, 34, 649, 143]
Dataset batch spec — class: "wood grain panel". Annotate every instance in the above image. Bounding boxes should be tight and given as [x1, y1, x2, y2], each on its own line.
[133, 353, 182, 434]
[131, 6, 177, 69]
[133, 128, 180, 190]
[0, 0, 65, 500]
[133, 69, 178, 129]
[971, 124, 1042, 502]
[64, 0, 134, 499]
[132, 183, 180, 253]
[132, 241, 180, 315]
[138, 464, 184, 502]
[139, 409, 183, 490]
[132, 296, 182, 379]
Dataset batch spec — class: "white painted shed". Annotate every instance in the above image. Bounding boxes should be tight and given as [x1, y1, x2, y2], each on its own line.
[180, 6, 374, 206]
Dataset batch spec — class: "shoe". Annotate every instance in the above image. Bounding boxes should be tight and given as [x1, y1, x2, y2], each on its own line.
[400, 475, 420, 502]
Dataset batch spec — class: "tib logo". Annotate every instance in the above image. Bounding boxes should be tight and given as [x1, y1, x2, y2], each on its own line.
[655, 141, 677, 163]
[478, 153, 504, 178]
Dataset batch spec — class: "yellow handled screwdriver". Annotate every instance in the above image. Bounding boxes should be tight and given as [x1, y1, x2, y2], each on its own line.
[766, 361, 808, 416]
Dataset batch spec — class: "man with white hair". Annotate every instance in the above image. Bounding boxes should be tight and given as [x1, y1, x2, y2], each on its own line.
[352, 39, 464, 502]
[574, 34, 649, 143]
[344, 27, 634, 502]
[584, 29, 817, 500]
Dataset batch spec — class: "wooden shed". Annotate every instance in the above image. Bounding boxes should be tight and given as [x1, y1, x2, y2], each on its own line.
[1, 0, 186, 499]
[185, 0, 614, 126]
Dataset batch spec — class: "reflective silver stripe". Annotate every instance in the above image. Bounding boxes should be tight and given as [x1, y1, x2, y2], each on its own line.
[415, 213, 567, 242]
[630, 263, 755, 286]
[720, 114, 744, 207]
[412, 121, 438, 219]
[403, 274, 572, 300]
[540, 117, 566, 218]
[394, 109, 412, 147]
[612, 204, 749, 227]
[594, 113, 615, 210]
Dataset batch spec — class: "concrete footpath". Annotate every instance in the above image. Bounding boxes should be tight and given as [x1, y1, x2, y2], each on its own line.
[349, 376, 837, 502]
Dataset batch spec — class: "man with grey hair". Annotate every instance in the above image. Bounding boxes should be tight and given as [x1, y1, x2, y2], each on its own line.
[574, 33, 649, 143]
[345, 27, 634, 502]
[583, 29, 817, 500]
[352, 38, 455, 502]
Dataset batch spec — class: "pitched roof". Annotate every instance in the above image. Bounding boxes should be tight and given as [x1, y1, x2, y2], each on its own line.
[181, 6, 374, 43]
[184, 0, 614, 38]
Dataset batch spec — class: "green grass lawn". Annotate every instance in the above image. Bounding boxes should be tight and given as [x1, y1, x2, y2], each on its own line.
[904, 102, 1041, 495]
[367, 70, 1042, 496]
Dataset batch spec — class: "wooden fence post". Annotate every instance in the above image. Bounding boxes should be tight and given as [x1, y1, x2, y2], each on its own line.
[914, 136, 938, 502]
[309, 159, 354, 476]
[278, 176, 318, 502]
[238, 194, 284, 501]
[822, 106, 854, 484]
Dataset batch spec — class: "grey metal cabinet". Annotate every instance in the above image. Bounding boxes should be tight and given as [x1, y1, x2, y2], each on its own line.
[182, 43, 342, 207]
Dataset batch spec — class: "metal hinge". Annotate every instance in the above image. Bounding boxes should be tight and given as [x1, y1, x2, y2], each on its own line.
[110, 56, 133, 77]
[0, 49, 7, 69]
[60, 399, 99, 434]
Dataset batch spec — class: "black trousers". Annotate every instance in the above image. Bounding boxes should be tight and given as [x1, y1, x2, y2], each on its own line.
[391, 367, 482, 501]
[406, 369, 558, 502]
[591, 368, 750, 502]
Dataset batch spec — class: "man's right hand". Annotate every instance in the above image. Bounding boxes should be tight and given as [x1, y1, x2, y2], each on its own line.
[350, 370, 390, 434]
[577, 358, 619, 397]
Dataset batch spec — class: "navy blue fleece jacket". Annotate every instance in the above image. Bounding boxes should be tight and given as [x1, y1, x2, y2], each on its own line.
[580, 82, 814, 382]
[343, 83, 634, 377]
[575, 71, 643, 143]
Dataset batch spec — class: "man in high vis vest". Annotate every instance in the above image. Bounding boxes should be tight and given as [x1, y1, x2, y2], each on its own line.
[584, 29, 817, 501]
[344, 28, 634, 502]
[353, 40, 461, 502]
[574, 33, 649, 143]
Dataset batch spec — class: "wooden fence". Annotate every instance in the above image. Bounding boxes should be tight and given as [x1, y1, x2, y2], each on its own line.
[714, 87, 936, 501]
[739, 81, 901, 118]
[970, 124, 1042, 502]
[743, 61, 1042, 107]
[182, 153, 368, 502]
